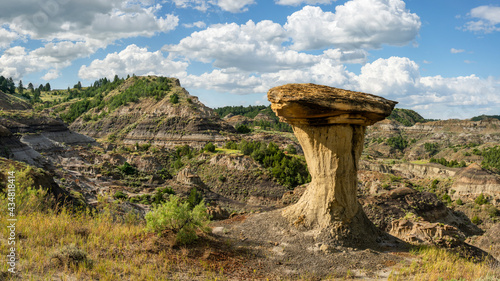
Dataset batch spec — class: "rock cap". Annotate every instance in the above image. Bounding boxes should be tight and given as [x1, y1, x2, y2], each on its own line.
[268, 83, 397, 126]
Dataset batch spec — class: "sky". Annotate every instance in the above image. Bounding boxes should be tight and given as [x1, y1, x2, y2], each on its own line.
[0, 0, 499, 119]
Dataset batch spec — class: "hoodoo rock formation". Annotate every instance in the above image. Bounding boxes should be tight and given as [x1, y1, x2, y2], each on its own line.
[268, 84, 397, 237]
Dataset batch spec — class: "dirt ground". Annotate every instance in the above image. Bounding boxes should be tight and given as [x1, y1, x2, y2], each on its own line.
[210, 210, 413, 280]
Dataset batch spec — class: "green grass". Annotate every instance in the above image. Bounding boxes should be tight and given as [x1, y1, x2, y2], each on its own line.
[215, 148, 242, 155]
[388, 246, 499, 281]
[411, 159, 430, 165]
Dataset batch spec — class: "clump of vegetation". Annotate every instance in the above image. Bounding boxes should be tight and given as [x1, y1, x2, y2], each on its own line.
[237, 140, 310, 188]
[474, 193, 488, 205]
[387, 108, 426, 126]
[151, 187, 175, 205]
[169, 93, 179, 104]
[59, 76, 172, 123]
[471, 215, 482, 225]
[117, 162, 138, 175]
[51, 244, 93, 268]
[389, 246, 498, 280]
[480, 146, 500, 173]
[285, 144, 297, 154]
[430, 157, 467, 168]
[215, 105, 292, 132]
[386, 134, 409, 151]
[203, 142, 216, 152]
[145, 195, 210, 244]
[113, 190, 128, 200]
[455, 198, 464, 206]
[235, 123, 252, 134]
[424, 142, 439, 156]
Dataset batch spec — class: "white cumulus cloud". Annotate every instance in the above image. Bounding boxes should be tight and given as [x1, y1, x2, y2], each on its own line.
[169, 0, 255, 13]
[463, 5, 500, 33]
[165, 20, 320, 72]
[276, 0, 336, 6]
[0, 28, 21, 49]
[183, 21, 207, 28]
[217, 0, 255, 13]
[78, 44, 188, 81]
[450, 48, 465, 54]
[285, 1, 421, 51]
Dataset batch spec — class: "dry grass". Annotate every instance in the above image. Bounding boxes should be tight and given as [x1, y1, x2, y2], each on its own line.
[388, 246, 500, 281]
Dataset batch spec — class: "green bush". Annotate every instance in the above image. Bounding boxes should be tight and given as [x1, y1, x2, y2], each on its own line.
[285, 144, 297, 154]
[117, 162, 137, 175]
[113, 191, 128, 200]
[187, 187, 203, 209]
[169, 93, 179, 104]
[386, 135, 408, 151]
[455, 198, 463, 205]
[475, 193, 488, 205]
[471, 215, 482, 225]
[424, 142, 439, 156]
[235, 124, 251, 134]
[203, 142, 216, 153]
[145, 195, 210, 244]
[487, 206, 499, 218]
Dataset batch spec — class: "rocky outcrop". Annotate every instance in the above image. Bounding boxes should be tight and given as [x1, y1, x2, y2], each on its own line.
[470, 223, 500, 260]
[451, 163, 500, 205]
[392, 163, 459, 179]
[390, 218, 464, 247]
[268, 83, 396, 231]
[0, 112, 94, 167]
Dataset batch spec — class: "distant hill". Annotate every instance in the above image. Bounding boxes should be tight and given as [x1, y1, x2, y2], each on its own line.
[387, 108, 425, 126]
[470, 115, 500, 121]
[68, 76, 235, 147]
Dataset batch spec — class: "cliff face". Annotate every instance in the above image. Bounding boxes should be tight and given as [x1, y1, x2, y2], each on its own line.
[451, 163, 500, 205]
[0, 111, 94, 167]
[70, 77, 236, 148]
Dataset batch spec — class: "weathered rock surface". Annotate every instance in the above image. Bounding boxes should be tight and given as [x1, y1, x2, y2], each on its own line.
[452, 163, 500, 205]
[389, 218, 465, 247]
[268, 83, 397, 232]
[0, 112, 94, 167]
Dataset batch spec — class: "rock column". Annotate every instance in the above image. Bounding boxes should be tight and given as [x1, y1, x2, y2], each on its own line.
[268, 84, 397, 230]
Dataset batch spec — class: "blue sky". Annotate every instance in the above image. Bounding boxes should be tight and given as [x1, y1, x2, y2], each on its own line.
[1, 0, 499, 119]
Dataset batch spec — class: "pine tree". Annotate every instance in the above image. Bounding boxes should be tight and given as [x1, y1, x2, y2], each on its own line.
[18, 80, 24, 94]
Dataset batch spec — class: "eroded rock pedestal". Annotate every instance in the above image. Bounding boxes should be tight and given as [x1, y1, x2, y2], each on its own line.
[268, 84, 396, 243]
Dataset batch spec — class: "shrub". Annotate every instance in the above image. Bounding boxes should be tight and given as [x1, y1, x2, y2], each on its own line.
[424, 142, 439, 156]
[471, 215, 482, 225]
[235, 124, 251, 134]
[117, 162, 137, 175]
[487, 206, 499, 218]
[169, 93, 179, 104]
[286, 144, 297, 154]
[145, 195, 210, 244]
[203, 142, 216, 153]
[475, 193, 488, 205]
[386, 135, 409, 151]
[113, 190, 128, 200]
[442, 194, 452, 205]
[187, 187, 203, 209]
[456, 198, 463, 206]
